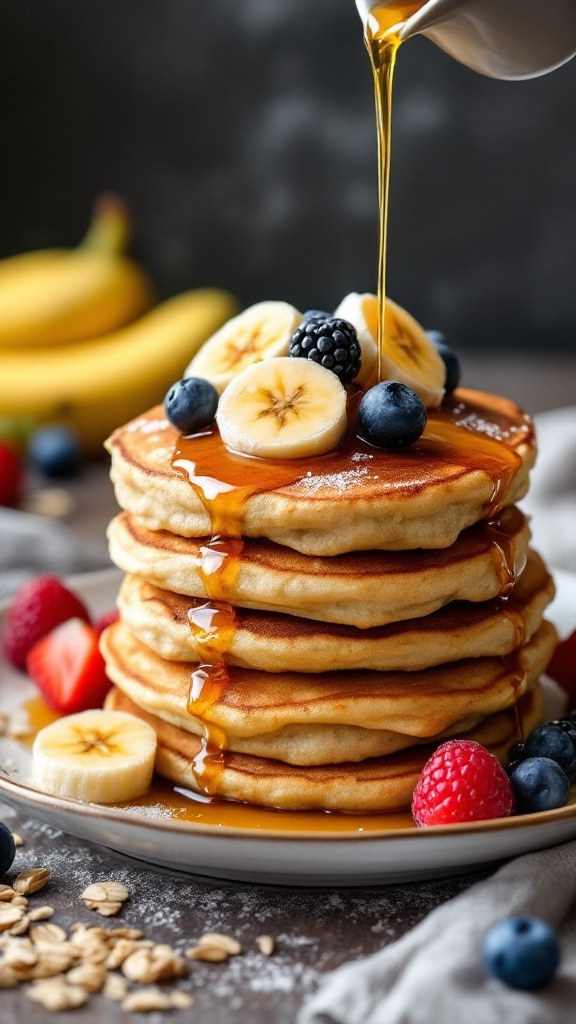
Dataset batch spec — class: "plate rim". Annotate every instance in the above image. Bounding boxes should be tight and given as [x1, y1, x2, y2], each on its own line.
[2, 567, 576, 846]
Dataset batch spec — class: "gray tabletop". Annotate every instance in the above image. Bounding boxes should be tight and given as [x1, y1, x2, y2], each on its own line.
[0, 801, 487, 1023]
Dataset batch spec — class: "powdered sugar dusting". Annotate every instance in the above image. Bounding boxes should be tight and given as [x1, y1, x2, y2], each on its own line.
[125, 417, 170, 435]
[296, 465, 371, 495]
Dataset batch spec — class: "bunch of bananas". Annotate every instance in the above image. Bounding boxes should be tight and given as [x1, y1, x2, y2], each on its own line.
[0, 198, 237, 453]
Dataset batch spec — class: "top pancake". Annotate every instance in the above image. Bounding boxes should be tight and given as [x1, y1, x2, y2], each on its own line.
[106, 389, 535, 555]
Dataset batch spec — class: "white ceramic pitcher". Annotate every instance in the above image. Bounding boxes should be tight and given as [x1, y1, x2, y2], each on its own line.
[356, 0, 576, 79]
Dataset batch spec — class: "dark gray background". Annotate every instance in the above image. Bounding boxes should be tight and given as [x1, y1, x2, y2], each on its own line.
[0, 0, 575, 350]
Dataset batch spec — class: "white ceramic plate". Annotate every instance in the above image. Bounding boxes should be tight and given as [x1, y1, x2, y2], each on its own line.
[1, 567, 576, 887]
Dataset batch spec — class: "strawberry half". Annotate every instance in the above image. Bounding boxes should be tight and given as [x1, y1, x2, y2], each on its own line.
[26, 619, 111, 714]
[547, 630, 576, 709]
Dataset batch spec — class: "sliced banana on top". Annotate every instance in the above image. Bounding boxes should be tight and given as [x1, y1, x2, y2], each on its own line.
[335, 292, 446, 407]
[333, 292, 378, 387]
[381, 297, 446, 408]
[31, 709, 157, 804]
[216, 356, 347, 459]
[185, 300, 303, 393]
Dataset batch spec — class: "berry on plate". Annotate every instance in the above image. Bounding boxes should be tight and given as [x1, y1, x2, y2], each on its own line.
[427, 330, 461, 395]
[28, 426, 81, 478]
[3, 576, 90, 671]
[0, 822, 16, 877]
[412, 739, 514, 826]
[358, 381, 427, 450]
[508, 756, 569, 814]
[26, 618, 111, 714]
[289, 316, 362, 385]
[0, 441, 23, 507]
[483, 916, 560, 989]
[523, 723, 576, 780]
[547, 630, 576, 706]
[164, 377, 219, 434]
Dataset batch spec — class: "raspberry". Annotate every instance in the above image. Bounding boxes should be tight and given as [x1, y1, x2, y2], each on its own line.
[2, 576, 91, 671]
[412, 739, 514, 826]
[289, 316, 361, 384]
[0, 442, 23, 507]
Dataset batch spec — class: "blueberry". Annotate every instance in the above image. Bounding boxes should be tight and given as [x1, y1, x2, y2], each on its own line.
[524, 724, 576, 780]
[28, 426, 81, 478]
[509, 757, 569, 813]
[549, 718, 576, 749]
[484, 916, 560, 989]
[427, 330, 461, 395]
[0, 822, 15, 877]
[164, 378, 219, 434]
[302, 309, 331, 321]
[357, 382, 427, 450]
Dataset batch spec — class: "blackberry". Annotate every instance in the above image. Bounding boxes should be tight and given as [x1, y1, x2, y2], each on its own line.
[289, 317, 361, 384]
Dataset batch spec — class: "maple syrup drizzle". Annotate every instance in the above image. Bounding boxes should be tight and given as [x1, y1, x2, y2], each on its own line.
[169, 391, 533, 797]
[364, 0, 428, 379]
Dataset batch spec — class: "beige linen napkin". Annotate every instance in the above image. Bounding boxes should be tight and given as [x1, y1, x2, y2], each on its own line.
[299, 842, 576, 1024]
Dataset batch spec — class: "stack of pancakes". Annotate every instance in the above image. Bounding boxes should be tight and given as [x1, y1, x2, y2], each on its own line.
[102, 388, 557, 813]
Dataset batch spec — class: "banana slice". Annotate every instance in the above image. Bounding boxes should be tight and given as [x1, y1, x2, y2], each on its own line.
[185, 300, 303, 392]
[216, 356, 347, 459]
[333, 292, 378, 387]
[31, 709, 157, 804]
[335, 292, 446, 407]
[381, 297, 446, 407]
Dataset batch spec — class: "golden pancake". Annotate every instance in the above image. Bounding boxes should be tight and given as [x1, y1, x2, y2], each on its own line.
[101, 619, 555, 765]
[117, 549, 553, 672]
[108, 506, 529, 629]
[105, 685, 543, 812]
[105, 390, 535, 555]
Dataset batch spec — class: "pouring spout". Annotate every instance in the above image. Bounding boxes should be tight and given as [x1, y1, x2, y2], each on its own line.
[356, 0, 576, 80]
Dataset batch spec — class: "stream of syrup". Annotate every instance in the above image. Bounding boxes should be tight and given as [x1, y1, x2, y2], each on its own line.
[364, 0, 428, 378]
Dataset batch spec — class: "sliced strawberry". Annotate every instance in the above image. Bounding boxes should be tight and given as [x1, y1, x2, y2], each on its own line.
[93, 610, 120, 637]
[26, 619, 111, 714]
[547, 630, 576, 708]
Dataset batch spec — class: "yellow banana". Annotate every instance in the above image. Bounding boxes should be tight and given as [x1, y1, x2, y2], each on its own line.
[0, 289, 238, 453]
[0, 196, 154, 347]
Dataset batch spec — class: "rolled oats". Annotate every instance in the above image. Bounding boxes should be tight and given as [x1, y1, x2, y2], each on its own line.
[199, 931, 242, 955]
[11, 832, 24, 847]
[81, 881, 129, 904]
[84, 899, 123, 917]
[105, 938, 135, 969]
[0, 963, 19, 988]
[30, 923, 67, 946]
[8, 913, 31, 937]
[13, 867, 50, 895]
[66, 961, 107, 992]
[28, 977, 88, 1011]
[170, 990, 195, 1008]
[28, 906, 54, 922]
[3, 938, 38, 971]
[0, 885, 17, 902]
[0, 905, 26, 932]
[186, 944, 229, 963]
[122, 945, 186, 983]
[121, 987, 173, 1012]
[103, 972, 129, 1001]
[256, 934, 275, 956]
[10, 896, 28, 908]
